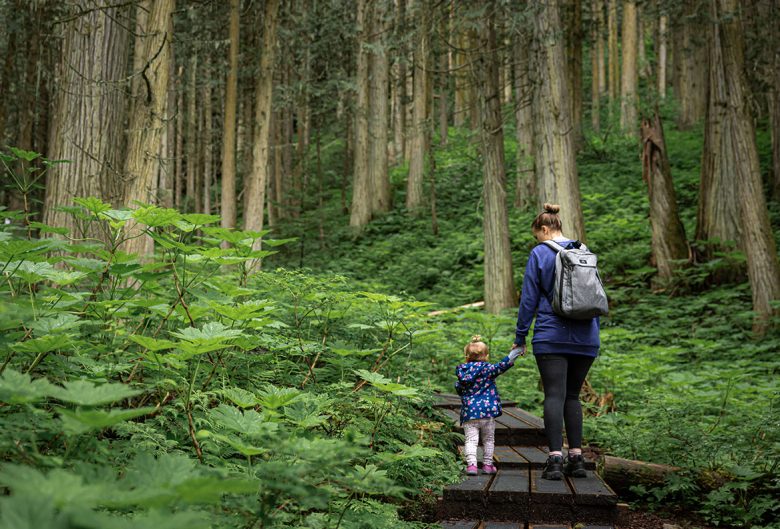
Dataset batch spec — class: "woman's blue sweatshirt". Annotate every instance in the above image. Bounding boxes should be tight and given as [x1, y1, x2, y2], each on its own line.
[514, 240, 600, 357]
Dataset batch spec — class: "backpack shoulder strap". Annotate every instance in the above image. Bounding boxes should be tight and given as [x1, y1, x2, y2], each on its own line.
[542, 240, 564, 252]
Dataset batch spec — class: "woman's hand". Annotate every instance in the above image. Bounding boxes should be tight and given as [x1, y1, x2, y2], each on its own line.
[508, 343, 526, 362]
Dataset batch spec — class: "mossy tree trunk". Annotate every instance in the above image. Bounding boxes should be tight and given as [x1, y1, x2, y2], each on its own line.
[473, 1, 515, 314]
[221, 0, 240, 232]
[531, 0, 586, 241]
[641, 112, 689, 281]
[699, 0, 780, 333]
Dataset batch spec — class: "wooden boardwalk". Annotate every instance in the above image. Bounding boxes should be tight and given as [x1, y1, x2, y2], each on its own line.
[434, 393, 620, 529]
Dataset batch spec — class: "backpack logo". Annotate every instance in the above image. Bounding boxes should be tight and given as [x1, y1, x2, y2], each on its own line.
[543, 240, 609, 319]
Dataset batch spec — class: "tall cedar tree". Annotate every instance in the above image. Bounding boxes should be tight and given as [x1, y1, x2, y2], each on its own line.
[124, 0, 175, 258]
[406, 0, 431, 212]
[531, 0, 586, 240]
[619, 0, 638, 137]
[221, 0, 240, 232]
[350, 0, 373, 229]
[43, 1, 130, 235]
[244, 0, 280, 249]
[698, 0, 780, 333]
[473, 2, 516, 313]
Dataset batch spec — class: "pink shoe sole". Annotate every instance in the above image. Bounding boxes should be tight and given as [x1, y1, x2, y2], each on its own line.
[482, 465, 497, 474]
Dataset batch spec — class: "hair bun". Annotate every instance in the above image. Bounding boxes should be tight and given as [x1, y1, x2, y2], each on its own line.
[471, 334, 482, 343]
[543, 203, 560, 214]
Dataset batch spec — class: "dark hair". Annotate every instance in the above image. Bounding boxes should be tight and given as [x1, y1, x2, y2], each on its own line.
[531, 203, 562, 231]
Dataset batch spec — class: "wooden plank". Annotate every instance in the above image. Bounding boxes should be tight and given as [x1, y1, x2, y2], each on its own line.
[567, 472, 618, 506]
[439, 521, 479, 529]
[531, 447, 597, 470]
[528, 525, 571, 529]
[513, 446, 549, 467]
[496, 412, 540, 431]
[441, 408, 462, 427]
[503, 406, 545, 428]
[581, 526, 614, 529]
[443, 473, 494, 502]
[483, 523, 523, 529]
[493, 446, 529, 468]
[530, 468, 574, 524]
[489, 468, 529, 501]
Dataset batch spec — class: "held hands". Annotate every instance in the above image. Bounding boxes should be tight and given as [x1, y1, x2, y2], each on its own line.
[508, 343, 526, 363]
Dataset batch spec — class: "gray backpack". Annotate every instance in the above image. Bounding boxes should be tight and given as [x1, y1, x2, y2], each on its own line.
[542, 240, 609, 319]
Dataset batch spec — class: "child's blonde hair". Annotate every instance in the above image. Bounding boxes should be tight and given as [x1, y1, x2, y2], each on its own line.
[464, 335, 489, 362]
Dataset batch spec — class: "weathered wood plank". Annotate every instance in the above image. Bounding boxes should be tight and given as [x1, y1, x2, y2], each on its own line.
[528, 525, 571, 529]
[530, 468, 574, 523]
[513, 446, 549, 467]
[503, 406, 545, 428]
[496, 412, 541, 431]
[580, 525, 614, 529]
[489, 468, 530, 501]
[440, 408, 462, 428]
[443, 473, 494, 502]
[483, 523, 524, 529]
[567, 472, 618, 506]
[493, 446, 529, 468]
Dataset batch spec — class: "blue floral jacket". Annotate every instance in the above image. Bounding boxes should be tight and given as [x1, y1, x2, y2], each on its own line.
[454, 355, 514, 425]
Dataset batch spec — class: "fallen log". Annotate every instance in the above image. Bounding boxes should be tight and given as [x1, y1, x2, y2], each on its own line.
[601, 455, 680, 495]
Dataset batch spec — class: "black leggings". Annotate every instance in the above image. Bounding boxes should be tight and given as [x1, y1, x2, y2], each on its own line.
[535, 354, 595, 452]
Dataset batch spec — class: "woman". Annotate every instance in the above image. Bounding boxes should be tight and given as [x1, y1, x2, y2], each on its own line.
[510, 204, 600, 480]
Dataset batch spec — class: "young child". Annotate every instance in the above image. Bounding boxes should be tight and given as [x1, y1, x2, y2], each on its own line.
[455, 335, 523, 475]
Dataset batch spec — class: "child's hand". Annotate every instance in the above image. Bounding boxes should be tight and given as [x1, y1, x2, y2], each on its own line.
[508, 344, 526, 362]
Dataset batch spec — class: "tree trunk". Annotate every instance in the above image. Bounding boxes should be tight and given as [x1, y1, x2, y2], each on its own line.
[129, 0, 150, 120]
[607, 0, 619, 119]
[641, 113, 689, 281]
[474, 1, 516, 314]
[406, 0, 431, 212]
[244, 0, 280, 248]
[565, 0, 583, 145]
[453, 5, 470, 128]
[657, 13, 668, 99]
[221, 0, 240, 231]
[620, 0, 638, 137]
[672, 0, 707, 129]
[202, 53, 213, 215]
[590, 0, 601, 132]
[602, 455, 680, 496]
[392, 0, 407, 163]
[531, 0, 586, 240]
[186, 54, 198, 212]
[700, 0, 780, 333]
[0, 24, 17, 144]
[438, 5, 449, 147]
[43, 1, 130, 233]
[123, 0, 175, 258]
[771, 0, 780, 201]
[175, 66, 184, 210]
[350, 0, 373, 229]
[596, 0, 606, 96]
[160, 19, 176, 209]
[514, 24, 535, 210]
[369, 0, 391, 214]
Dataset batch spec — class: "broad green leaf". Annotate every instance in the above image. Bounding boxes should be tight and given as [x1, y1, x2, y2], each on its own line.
[0, 465, 105, 508]
[0, 495, 67, 529]
[221, 387, 258, 409]
[8, 146, 41, 162]
[256, 385, 301, 409]
[73, 197, 111, 215]
[0, 369, 56, 404]
[49, 380, 141, 406]
[12, 334, 75, 354]
[129, 335, 177, 352]
[208, 404, 276, 436]
[59, 406, 156, 434]
[196, 430, 267, 457]
[171, 322, 244, 343]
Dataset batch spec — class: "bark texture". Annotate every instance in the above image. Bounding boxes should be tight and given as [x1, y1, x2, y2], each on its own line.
[474, 2, 516, 314]
[699, 0, 780, 332]
[531, 0, 586, 240]
[607, 0, 619, 116]
[368, 0, 391, 213]
[123, 0, 175, 257]
[657, 14, 668, 99]
[672, 0, 707, 129]
[244, 0, 280, 246]
[221, 0, 240, 231]
[44, 1, 130, 233]
[620, 0, 638, 137]
[350, 0, 373, 228]
[514, 25, 535, 210]
[406, 0, 431, 212]
[641, 113, 689, 280]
